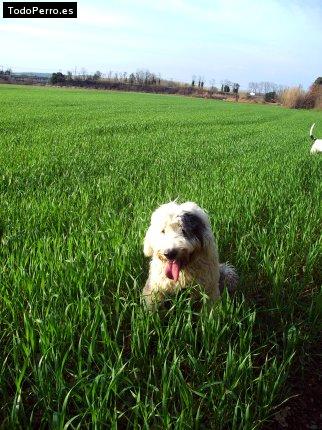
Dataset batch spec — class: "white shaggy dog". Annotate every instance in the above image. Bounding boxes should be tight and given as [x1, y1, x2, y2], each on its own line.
[143, 201, 238, 309]
[309, 123, 322, 154]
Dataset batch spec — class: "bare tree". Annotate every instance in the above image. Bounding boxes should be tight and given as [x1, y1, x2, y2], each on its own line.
[224, 79, 232, 91]
[80, 68, 87, 80]
[232, 83, 240, 94]
[135, 70, 145, 85]
[249, 81, 280, 94]
[248, 82, 256, 93]
[209, 79, 216, 91]
[93, 71, 102, 81]
[129, 73, 135, 84]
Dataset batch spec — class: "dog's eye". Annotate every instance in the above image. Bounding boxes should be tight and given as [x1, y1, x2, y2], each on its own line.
[182, 228, 187, 236]
[161, 229, 165, 234]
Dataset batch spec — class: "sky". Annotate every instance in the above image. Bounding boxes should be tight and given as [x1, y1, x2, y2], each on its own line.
[1, 0, 322, 89]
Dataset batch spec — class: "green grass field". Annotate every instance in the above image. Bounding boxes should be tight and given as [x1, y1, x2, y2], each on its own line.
[0, 84, 321, 429]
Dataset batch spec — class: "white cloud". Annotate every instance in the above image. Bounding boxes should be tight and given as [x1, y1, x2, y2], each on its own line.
[79, 5, 134, 28]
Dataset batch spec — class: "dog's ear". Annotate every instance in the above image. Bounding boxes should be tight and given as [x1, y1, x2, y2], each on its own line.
[181, 212, 205, 246]
[143, 226, 153, 257]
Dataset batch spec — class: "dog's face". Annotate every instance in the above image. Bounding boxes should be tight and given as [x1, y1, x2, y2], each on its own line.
[144, 202, 210, 282]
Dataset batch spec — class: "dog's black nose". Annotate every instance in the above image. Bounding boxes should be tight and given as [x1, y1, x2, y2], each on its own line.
[164, 249, 178, 260]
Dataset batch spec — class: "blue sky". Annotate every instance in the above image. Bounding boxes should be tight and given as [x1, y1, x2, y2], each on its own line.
[1, 0, 322, 89]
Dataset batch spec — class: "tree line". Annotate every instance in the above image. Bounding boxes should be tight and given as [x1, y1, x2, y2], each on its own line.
[4, 66, 321, 108]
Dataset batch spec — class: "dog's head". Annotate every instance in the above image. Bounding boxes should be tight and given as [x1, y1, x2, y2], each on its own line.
[144, 202, 212, 281]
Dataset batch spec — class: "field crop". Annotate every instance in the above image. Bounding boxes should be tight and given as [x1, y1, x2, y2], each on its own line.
[0, 85, 321, 429]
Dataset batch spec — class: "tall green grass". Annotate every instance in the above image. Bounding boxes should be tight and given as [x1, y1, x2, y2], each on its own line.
[0, 85, 321, 428]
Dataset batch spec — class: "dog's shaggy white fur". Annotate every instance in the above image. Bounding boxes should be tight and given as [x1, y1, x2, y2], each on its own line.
[143, 201, 238, 308]
[309, 123, 322, 154]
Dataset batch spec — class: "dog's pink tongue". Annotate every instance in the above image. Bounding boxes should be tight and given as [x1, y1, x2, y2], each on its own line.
[165, 261, 181, 282]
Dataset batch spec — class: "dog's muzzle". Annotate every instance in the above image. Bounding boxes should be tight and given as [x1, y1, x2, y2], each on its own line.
[161, 248, 189, 282]
[165, 260, 181, 282]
